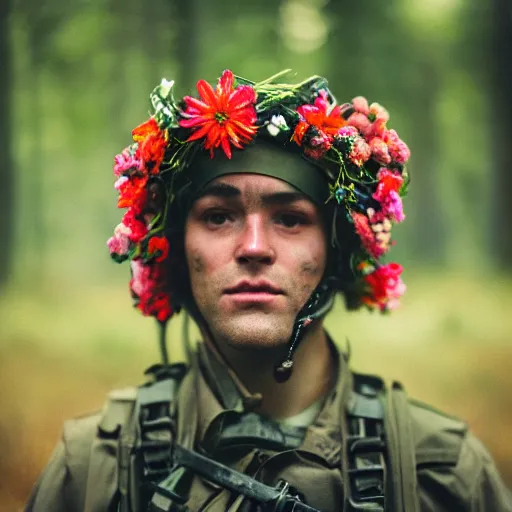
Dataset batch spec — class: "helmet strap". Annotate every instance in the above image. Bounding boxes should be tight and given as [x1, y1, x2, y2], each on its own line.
[273, 280, 336, 383]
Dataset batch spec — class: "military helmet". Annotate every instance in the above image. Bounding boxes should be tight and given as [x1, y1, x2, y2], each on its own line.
[108, 69, 410, 375]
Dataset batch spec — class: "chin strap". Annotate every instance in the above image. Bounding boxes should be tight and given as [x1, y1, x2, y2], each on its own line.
[273, 280, 336, 383]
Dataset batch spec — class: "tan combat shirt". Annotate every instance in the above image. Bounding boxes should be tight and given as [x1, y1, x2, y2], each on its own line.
[26, 340, 512, 511]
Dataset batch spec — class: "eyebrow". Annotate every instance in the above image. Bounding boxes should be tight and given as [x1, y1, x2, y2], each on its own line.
[195, 182, 310, 205]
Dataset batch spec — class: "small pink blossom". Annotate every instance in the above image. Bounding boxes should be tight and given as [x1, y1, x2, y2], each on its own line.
[346, 112, 371, 135]
[373, 169, 405, 223]
[369, 137, 391, 165]
[130, 260, 153, 298]
[338, 126, 359, 138]
[380, 190, 405, 223]
[107, 223, 131, 257]
[114, 176, 129, 190]
[369, 102, 389, 123]
[305, 132, 332, 159]
[114, 149, 142, 177]
[348, 137, 371, 166]
[352, 96, 370, 115]
[387, 129, 410, 164]
[365, 118, 388, 140]
[351, 211, 387, 259]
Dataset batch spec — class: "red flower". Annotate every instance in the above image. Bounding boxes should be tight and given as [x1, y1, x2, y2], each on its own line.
[132, 118, 167, 174]
[373, 168, 403, 201]
[361, 262, 406, 311]
[293, 90, 346, 149]
[130, 260, 173, 323]
[179, 70, 258, 159]
[122, 208, 148, 243]
[116, 175, 148, 211]
[351, 211, 388, 259]
[147, 236, 169, 262]
[139, 292, 173, 323]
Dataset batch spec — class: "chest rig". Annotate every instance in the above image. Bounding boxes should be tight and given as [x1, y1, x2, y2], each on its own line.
[115, 359, 413, 512]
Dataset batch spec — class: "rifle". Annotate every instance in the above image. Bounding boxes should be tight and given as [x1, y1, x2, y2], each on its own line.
[148, 443, 322, 512]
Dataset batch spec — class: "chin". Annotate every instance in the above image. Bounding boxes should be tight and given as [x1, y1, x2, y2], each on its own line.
[215, 314, 293, 352]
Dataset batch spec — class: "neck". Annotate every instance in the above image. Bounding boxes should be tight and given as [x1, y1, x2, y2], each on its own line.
[204, 322, 335, 420]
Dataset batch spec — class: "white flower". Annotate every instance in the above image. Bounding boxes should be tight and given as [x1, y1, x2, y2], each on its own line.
[267, 115, 289, 137]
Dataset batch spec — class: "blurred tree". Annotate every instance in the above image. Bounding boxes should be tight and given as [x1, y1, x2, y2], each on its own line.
[326, 0, 446, 264]
[175, 0, 198, 91]
[0, 0, 13, 288]
[490, 0, 512, 270]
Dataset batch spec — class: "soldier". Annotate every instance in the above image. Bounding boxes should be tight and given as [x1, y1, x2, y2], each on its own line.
[26, 70, 512, 511]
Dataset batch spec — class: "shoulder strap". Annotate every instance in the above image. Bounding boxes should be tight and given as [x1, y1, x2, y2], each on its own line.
[383, 381, 420, 512]
[342, 371, 388, 512]
[341, 373, 421, 512]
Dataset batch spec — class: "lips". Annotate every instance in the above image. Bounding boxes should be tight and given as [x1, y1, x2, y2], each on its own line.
[224, 280, 283, 295]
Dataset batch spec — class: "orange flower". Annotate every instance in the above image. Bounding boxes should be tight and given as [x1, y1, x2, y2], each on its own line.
[132, 118, 167, 174]
[179, 70, 258, 159]
[116, 175, 148, 211]
[293, 90, 346, 146]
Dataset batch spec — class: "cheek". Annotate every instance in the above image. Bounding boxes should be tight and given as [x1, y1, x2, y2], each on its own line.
[185, 224, 230, 286]
[292, 234, 327, 290]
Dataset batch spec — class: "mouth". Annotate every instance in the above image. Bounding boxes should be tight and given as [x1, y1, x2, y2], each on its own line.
[223, 281, 284, 304]
[224, 280, 283, 296]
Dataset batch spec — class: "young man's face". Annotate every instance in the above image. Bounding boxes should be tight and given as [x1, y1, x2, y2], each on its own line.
[185, 173, 327, 351]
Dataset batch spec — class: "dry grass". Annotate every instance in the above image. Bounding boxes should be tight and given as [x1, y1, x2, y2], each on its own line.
[1, 273, 511, 510]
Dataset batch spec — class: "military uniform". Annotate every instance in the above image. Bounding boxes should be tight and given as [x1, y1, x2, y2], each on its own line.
[26, 338, 512, 512]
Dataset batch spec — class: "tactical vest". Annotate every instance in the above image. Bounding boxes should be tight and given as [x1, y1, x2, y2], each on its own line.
[76, 362, 467, 512]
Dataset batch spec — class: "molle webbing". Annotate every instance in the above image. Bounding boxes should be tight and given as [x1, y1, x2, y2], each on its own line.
[126, 364, 420, 512]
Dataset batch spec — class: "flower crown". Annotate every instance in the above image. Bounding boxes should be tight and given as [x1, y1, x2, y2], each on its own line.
[108, 69, 410, 324]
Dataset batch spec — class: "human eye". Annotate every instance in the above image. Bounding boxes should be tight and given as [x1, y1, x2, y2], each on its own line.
[274, 211, 309, 229]
[201, 209, 233, 227]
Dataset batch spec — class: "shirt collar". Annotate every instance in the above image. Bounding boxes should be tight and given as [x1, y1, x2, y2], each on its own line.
[191, 334, 352, 459]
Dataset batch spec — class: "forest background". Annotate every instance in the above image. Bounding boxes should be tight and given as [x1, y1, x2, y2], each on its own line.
[0, 0, 511, 509]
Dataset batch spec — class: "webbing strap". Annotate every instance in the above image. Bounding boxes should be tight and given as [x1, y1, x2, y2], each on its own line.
[389, 382, 420, 512]
[342, 373, 389, 512]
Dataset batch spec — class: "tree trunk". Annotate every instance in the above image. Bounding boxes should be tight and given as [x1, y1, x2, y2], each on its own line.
[175, 0, 198, 91]
[0, 0, 14, 288]
[490, 0, 512, 270]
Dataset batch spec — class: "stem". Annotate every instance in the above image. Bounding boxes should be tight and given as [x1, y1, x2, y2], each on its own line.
[159, 320, 169, 365]
[253, 69, 293, 88]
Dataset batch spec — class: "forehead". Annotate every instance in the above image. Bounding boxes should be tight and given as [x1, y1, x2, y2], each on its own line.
[202, 173, 307, 199]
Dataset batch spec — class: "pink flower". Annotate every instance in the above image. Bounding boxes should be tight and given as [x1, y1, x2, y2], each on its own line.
[361, 262, 406, 311]
[348, 137, 371, 166]
[304, 132, 332, 159]
[369, 137, 391, 165]
[107, 223, 131, 257]
[382, 191, 404, 222]
[114, 149, 141, 177]
[373, 168, 403, 199]
[130, 260, 173, 323]
[369, 103, 389, 123]
[130, 260, 153, 298]
[365, 118, 388, 140]
[352, 96, 370, 115]
[373, 169, 405, 223]
[114, 176, 128, 190]
[346, 112, 371, 135]
[387, 129, 410, 164]
[351, 211, 387, 259]
[338, 126, 359, 138]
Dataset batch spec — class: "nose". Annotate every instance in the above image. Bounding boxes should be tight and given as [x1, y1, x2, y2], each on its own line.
[234, 214, 275, 266]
